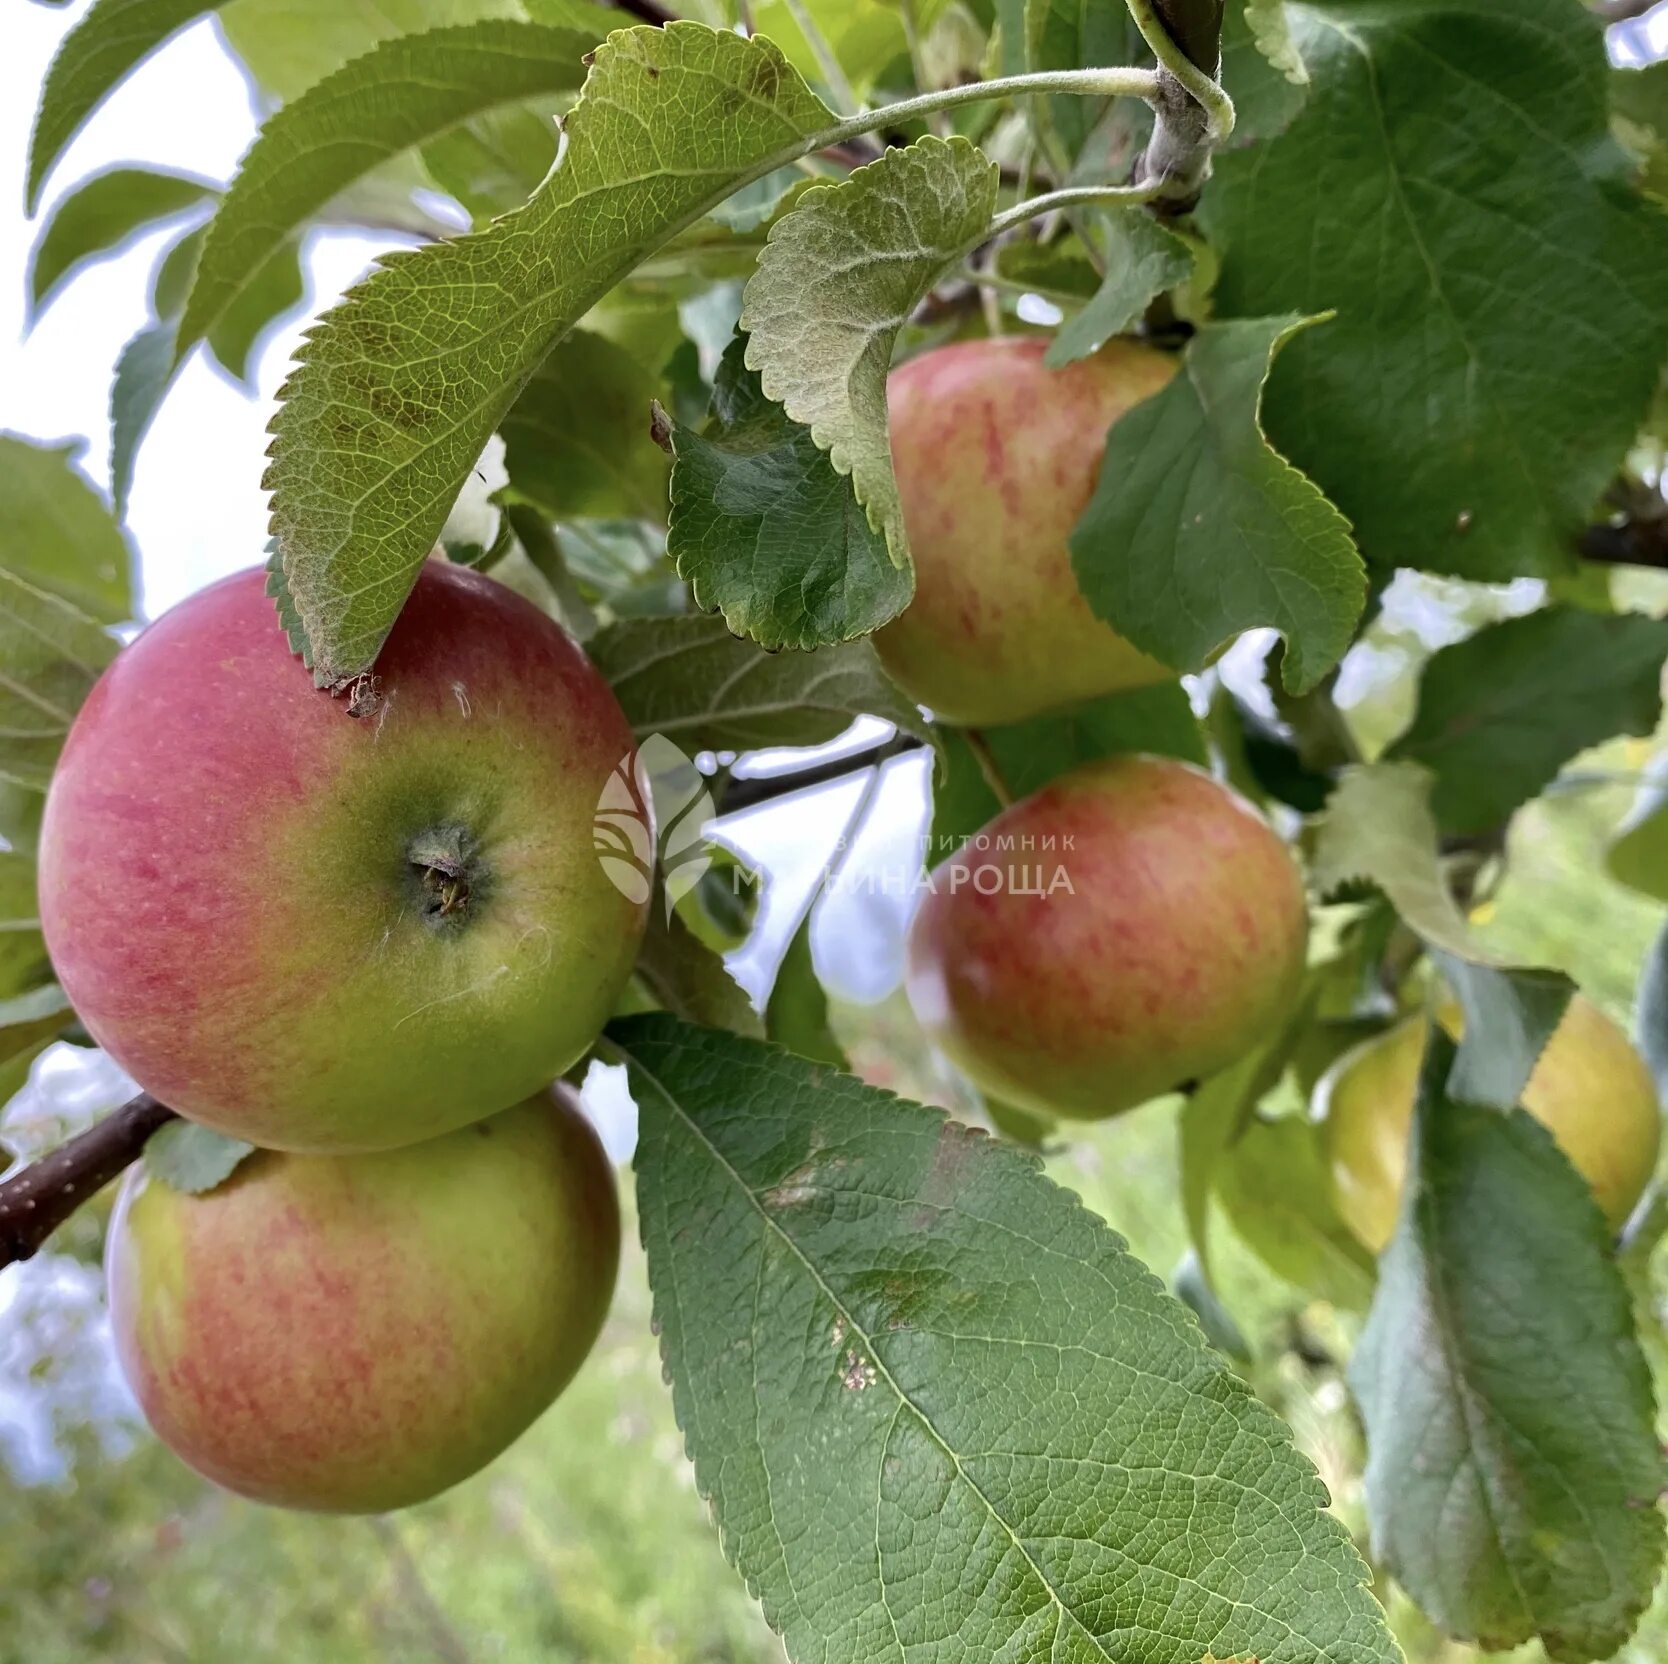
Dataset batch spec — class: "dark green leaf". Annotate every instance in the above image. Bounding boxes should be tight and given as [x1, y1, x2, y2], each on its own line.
[665, 336, 911, 651]
[1387, 608, 1668, 836]
[1351, 1032, 1665, 1660]
[1070, 314, 1364, 694]
[29, 165, 213, 316]
[764, 915, 846, 1067]
[620, 1013, 1400, 1664]
[204, 239, 304, 386]
[110, 321, 177, 516]
[1217, 1115, 1375, 1311]
[1204, 0, 1668, 581]
[144, 1120, 257, 1196]
[1172, 1249, 1252, 1363]
[500, 329, 669, 524]
[634, 905, 761, 1039]
[588, 614, 930, 755]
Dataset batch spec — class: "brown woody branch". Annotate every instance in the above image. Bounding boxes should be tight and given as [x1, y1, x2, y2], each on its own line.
[0, 1092, 176, 1269]
[609, 0, 678, 24]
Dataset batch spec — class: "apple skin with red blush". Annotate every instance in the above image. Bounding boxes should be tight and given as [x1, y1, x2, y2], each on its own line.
[905, 755, 1309, 1120]
[106, 1084, 619, 1513]
[875, 336, 1177, 727]
[38, 560, 648, 1154]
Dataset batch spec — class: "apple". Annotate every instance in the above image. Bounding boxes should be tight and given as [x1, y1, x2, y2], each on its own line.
[875, 336, 1177, 726]
[106, 1083, 619, 1513]
[1319, 996, 1662, 1253]
[39, 561, 647, 1153]
[906, 754, 1309, 1120]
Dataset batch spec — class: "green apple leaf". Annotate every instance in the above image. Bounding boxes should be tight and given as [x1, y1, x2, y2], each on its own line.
[499, 329, 669, 524]
[265, 22, 837, 689]
[201, 237, 304, 386]
[419, 103, 561, 223]
[1024, 0, 1136, 158]
[0, 435, 133, 621]
[1351, 1031, 1665, 1661]
[1043, 213, 1192, 369]
[929, 682, 1207, 857]
[1312, 762, 1572, 1109]
[1607, 751, 1668, 903]
[588, 614, 930, 756]
[1219, 0, 1308, 145]
[29, 165, 213, 318]
[634, 905, 762, 1040]
[1070, 314, 1364, 695]
[619, 1013, 1400, 1664]
[26, 0, 225, 211]
[144, 1120, 258, 1196]
[1217, 1115, 1375, 1312]
[175, 18, 601, 367]
[1613, 60, 1668, 201]
[0, 853, 51, 1002]
[0, 436, 131, 791]
[740, 135, 1000, 569]
[110, 321, 177, 517]
[1386, 607, 1668, 838]
[764, 915, 847, 1068]
[665, 335, 911, 652]
[1203, 0, 1668, 581]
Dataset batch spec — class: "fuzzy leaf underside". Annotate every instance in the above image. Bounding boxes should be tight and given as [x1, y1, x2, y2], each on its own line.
[264, 22, 835, 687]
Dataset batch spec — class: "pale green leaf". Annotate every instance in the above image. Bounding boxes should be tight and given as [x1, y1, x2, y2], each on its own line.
[1608, 750, 1668, 903]
[110, 321, 177, 517]
[0, 434, 134, 620]
[0, 851, 51, 1003]
[1312, 763, 1572, 1109]
[587, 614, 928, 755]
[1043, 211, 1192, 368]
[176, 19, 600, 365]
[1070, 314, 1365, 694]
[634, 905, 762, 1039]
[204, 238, 304, 385]
[740, 135, 1000, 568]
[265, 22, 835, 687]
[665, 335, 911, 651]
[764, 916, 846, 1068]
[1386, 607, 1668, 838]
[620, 1014, 1400, 1664]
[1024, 0, 1137, 158]
[1205, 0, 1668, 581]
[1352, 1032, 1665, 1660]
[500, 328, 669, 524]
[29, 165, 213, 317]
[145, 1120, 258, 1195]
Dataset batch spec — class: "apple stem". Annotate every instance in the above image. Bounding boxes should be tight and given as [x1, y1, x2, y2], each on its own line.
[963, 730, 1016, 808]
[0, 1092, 176, 1270]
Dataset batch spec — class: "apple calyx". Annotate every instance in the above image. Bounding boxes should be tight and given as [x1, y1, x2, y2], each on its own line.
[407, 826, 487, 928]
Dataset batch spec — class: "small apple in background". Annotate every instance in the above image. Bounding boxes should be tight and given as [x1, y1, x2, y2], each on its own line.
[906, 754, 1309, 1120]
[1318, 996, 1662, 1253]
[39, 561, 648, 1154]
[875, 336, 1177, 727]
[106, 1083, 619, 1514]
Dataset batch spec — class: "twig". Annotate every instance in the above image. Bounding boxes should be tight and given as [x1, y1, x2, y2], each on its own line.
[608, 0, 677, 23]
[0, 1092, 175, 1269]
[1126, 0, 1233, 213]
[719, 732, 928, 814]
[962, 729, 1015, 807]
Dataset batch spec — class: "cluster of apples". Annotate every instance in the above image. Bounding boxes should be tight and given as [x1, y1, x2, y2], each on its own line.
[38, 561, 650, 1511]
[882, 336, 1660, 1245]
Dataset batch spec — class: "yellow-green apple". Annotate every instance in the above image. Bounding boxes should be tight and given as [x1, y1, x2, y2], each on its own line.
[906, 754, 1309, 1119]
[106, 1083, 619, 1513]
[1318, 996, 1661, 1252]
[39, 561, 647, 1153]
[875, 336, 1177, 726]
